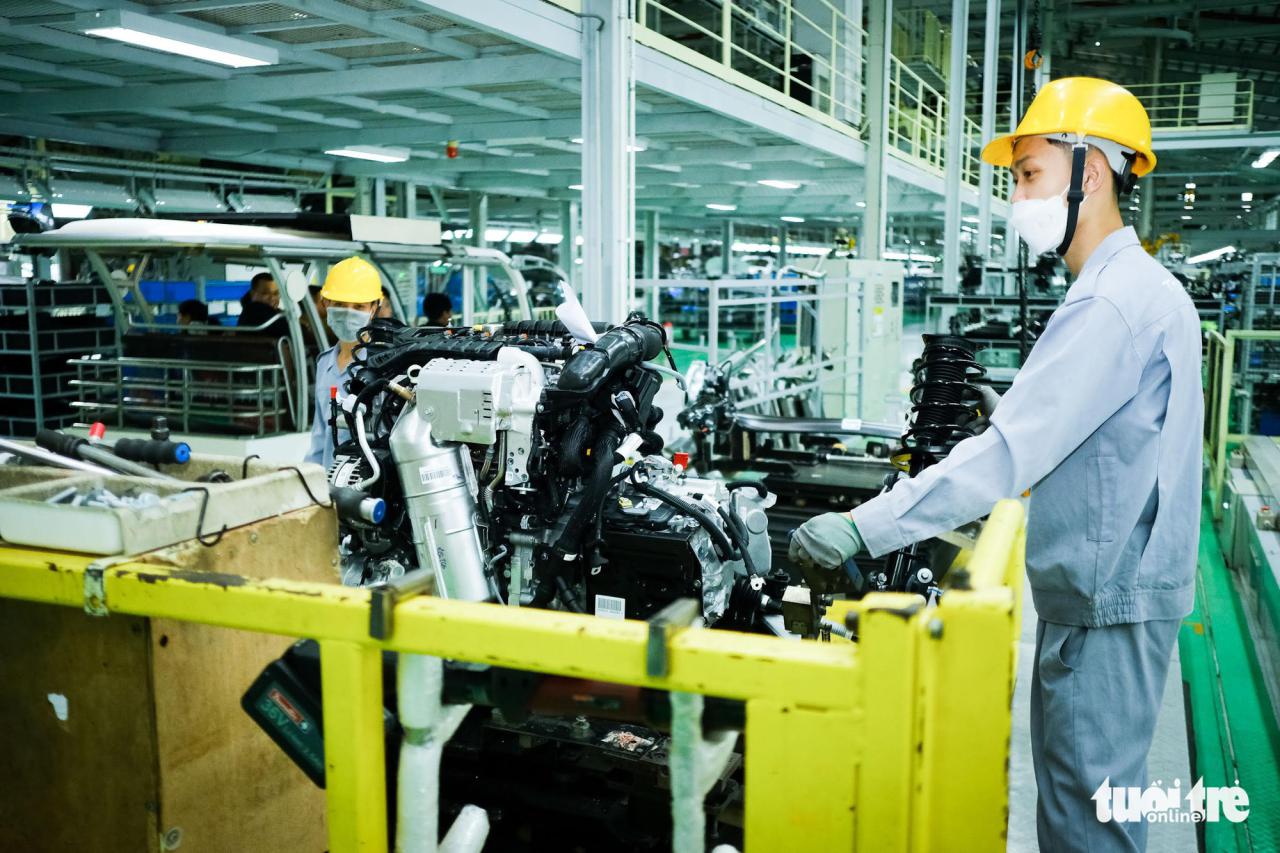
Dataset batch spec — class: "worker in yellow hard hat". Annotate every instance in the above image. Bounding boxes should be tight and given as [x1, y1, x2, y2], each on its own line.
[792, 78, 1201, 852]
[304, 256, 384, 470]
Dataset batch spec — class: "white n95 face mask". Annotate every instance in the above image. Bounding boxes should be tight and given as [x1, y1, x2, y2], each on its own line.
[326, 306, 371, 343]
[1008, 185, 1071, 256]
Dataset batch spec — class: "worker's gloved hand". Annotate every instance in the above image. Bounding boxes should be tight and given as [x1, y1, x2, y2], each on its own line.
[976, 384, 1002, 418]
[789, 512, 864, 571]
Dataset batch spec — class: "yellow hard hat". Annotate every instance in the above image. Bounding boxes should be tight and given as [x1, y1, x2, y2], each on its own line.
[982, 77, 1156, 178]
[320, 256, 382, 303]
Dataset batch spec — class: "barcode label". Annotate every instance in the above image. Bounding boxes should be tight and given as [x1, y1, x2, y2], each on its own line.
[594, 595, 626, 619]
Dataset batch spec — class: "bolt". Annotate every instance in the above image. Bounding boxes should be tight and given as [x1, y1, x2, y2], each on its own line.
[928, 618, 944, 639]
[571, 715, 591, 739]
[249, 531, 258, 544]
[162, 827, 183, 850]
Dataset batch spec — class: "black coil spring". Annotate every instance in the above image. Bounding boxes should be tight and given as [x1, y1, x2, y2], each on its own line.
[898, 335, 986, 476]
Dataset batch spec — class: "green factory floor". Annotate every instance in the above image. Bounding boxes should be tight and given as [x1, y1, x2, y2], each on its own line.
[1180, 498, 1280, 851]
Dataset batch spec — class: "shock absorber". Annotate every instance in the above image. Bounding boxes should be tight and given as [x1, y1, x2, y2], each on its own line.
[883, 335, 987, 594]
[897, 335, 986, 476]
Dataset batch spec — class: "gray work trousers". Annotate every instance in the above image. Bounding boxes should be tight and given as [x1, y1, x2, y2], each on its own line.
[1030, 617, 1181, 853]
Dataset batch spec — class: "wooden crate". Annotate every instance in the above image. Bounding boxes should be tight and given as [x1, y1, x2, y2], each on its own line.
[0, 504, 340, 853]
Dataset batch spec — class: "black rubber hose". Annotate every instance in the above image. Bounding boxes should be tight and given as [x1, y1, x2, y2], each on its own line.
[726, 480, 768, 498]
[342, 377, 388, 437]
[717, 505, 759, 576]
[631, 479, 735, 561]
[559, 416, 593, 477]
[554, 576, 584, 613]
[552, 428, 623, 558]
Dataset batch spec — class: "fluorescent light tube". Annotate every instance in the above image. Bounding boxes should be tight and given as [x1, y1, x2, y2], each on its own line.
[1187, 245, 1236, 264]
[325, 146, 411, 163]
[757, 179, 801, 190]
[81, 9, 277, 68]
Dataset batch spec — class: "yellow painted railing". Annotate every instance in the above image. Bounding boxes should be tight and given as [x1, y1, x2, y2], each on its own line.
[1127, 78, 1254, 133]
[0, 498, 1027, 851]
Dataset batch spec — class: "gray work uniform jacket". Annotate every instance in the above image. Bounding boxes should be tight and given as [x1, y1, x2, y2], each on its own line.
[853, 226, 1203, 627]
[304, 345, 352, 472]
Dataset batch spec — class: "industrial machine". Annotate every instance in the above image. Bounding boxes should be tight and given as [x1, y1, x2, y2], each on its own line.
[324, 312, 804, 631]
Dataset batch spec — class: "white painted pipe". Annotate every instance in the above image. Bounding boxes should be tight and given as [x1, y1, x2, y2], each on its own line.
[397, 654, 443, 853]
[396, 654, 486, 853]
[439, 805, 490, 853]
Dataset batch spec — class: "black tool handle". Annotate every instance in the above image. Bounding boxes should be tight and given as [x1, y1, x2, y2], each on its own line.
[35, 428, 85, 460]
[114, 438, 191, 465]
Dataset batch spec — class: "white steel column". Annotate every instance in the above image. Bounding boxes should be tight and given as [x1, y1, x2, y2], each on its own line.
[976, 0, 1001, 261]
[580, 0, 636, 324]
[465, 191, 487, 325]
[859, 0, 892, 261]
[721, 219, 734, 276]
[642, 209, 659, 279]
[1138, 37, 1162, 240]
[941, 0, 970, 293]
[403, 181, 420, 322]
[560, 199, 581, 290]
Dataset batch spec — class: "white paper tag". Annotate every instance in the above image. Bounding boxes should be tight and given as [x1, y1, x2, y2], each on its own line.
[594, 594, 626, 619]
[839, 417, 863, 432]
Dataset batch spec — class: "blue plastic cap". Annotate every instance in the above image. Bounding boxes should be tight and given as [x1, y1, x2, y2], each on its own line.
[174, 443, 191, 463]
[368, 498, 386, 524]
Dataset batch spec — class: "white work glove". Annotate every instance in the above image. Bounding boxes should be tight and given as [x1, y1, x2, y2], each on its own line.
[789, 512, 864, 571]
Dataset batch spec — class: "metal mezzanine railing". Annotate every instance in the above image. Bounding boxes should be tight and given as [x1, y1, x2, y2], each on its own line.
[636, 0, 869, 133]
[1127, 78, 1254, 133]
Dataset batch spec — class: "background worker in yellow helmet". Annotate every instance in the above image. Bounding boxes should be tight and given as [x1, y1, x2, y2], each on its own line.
[304, 256, 384, 470]
[791, 78, 1202, 851]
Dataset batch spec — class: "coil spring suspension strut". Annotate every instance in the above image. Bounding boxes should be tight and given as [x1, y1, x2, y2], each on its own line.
[898, 335, 987, 476]
[881, 335, 987, 594]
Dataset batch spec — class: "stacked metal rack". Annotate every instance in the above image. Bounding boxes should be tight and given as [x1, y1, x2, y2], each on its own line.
[0, 277, 118, 437]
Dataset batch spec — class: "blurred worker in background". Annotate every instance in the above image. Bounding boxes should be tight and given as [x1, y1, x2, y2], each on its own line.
[424, 292, 453, 327]
[238, 271, 286, 336]
[791, 78, 1202, 852]
[304, 256, 383, 470]
[177, 299, 217, 328]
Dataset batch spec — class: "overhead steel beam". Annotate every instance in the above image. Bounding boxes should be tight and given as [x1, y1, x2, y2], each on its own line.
[139, 107, 277, 133]
[234, 102, 363, 129]
[436, 87, 550, 119]
[0, 116, 161, 150]
[1153, 131, 1280, 150]
[160, 110, 749, 153]
[0, 19, 231, 79]
[284, 0, 478, 60]
[0, 54, 575, 115]
[321, 96, 452, 126]
[1062, 1, 1262, 22]
[17, 0, 348, 70]
[406, 0, 581, 60]
[0, 48, 124, 86]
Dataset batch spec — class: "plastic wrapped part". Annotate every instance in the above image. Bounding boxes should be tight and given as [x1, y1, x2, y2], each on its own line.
[389, 402, 490, 602]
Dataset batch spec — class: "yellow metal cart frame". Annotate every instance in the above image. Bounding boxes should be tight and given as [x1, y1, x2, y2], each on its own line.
[0, 499, 1025, 852]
